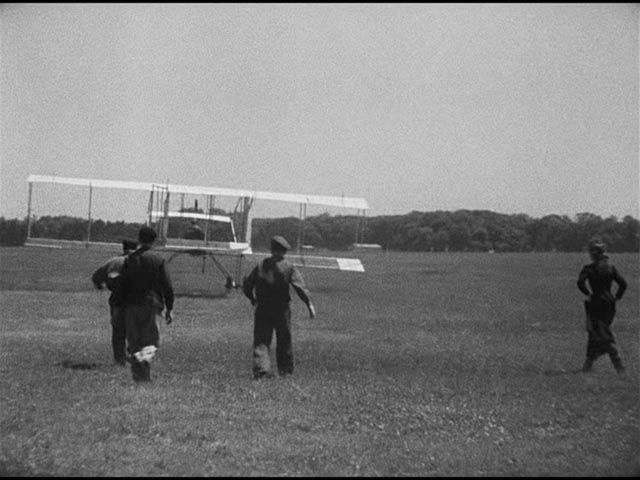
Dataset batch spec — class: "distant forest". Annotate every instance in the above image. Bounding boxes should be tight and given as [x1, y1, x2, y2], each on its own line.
[1, 210, 638, 253]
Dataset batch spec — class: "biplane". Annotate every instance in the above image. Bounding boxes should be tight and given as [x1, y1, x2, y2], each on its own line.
[24, 175, 368, 292]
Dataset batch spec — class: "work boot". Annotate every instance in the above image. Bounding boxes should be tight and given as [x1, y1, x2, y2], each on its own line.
[132, 361, 151, 382]
[581, 358, 594, 373]
[610, 356, 625, 374]
[139, 361, 151, 381]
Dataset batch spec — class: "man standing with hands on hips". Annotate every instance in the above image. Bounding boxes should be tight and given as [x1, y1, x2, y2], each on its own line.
[577, 238, 627, 374]
[243, 235, 316, 379]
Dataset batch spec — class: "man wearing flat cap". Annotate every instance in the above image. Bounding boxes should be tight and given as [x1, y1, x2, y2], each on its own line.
[243, 235, 316, 379]
[577, 238, 628, 374]
[92, 238, 138, 366]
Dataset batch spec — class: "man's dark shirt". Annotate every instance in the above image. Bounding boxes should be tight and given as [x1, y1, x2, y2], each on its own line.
[243, 256, 311, 308]
[118, 245, 174, 311]
[577, 257, 627, 304]
[92, 255, 127, 306]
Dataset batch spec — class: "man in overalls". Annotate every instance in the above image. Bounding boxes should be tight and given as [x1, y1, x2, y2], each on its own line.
[243, 236, 316, 379]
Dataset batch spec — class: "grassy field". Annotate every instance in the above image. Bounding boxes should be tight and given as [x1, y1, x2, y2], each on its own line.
[1, 246, 638, 476]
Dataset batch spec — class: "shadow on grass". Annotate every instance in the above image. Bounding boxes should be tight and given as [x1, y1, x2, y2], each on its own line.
[57, 360, 100, 370]
[541, 368, 584, 376]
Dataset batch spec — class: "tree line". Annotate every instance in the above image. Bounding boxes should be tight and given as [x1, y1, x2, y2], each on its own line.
[1, 209, 638, 253]
[365, 210, 639, 253]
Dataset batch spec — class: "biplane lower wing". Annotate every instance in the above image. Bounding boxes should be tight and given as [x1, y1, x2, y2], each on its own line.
[248, 252, 365, 272]
[23, 237, 364, 272]
[291, 254, 365, 272]
[159, 238, 251, 255]
[24, 237, 124, 252]
[23, 237, 252, 255]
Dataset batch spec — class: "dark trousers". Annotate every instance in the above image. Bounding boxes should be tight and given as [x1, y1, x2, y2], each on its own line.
[253, 304, 293, 378]
[110, 305, 127, 365]
[584, 300, 622, 368]
[125, 304, 161, 382]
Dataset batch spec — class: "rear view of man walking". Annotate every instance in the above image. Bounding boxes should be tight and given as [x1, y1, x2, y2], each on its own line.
[91, 239, 137, 366]
[243, 235, 316, 379]
[118, 226, 174, 382]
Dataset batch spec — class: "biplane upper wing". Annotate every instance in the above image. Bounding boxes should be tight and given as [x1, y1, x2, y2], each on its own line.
[27, 175, 368, 209]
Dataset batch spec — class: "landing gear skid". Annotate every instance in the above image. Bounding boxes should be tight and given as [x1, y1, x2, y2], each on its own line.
[166, 250, 244, 296]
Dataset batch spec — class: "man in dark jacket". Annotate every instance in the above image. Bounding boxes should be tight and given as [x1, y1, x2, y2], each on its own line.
[91, 239, 137, 365]
[243, 235, 316, 379]
[118, 226, 174, 382]
[577, 239, 628, 374]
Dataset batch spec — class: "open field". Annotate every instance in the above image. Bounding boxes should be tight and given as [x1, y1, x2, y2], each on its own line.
[1, 246, 638, 476]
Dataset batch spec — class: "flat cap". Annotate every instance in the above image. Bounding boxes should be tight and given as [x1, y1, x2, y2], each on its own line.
[588, 238, 605, 254]
[138, 226, 157, 243]
[271, 235, 291, 251]
[121, 239, 137, 251]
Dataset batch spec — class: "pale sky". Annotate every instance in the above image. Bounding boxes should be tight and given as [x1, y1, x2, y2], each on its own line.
[1, 3, 638, 221]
